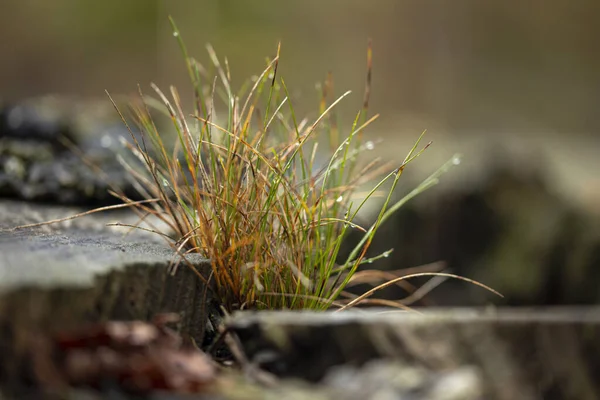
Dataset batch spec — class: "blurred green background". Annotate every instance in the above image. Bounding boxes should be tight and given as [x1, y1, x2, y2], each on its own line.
[3, 1, 599, 131]
[2, 0, 598, 209]
[2, 1, 599, 305]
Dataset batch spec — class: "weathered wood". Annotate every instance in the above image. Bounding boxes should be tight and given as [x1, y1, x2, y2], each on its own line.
[227, 308, 600, 400]
[0, 200, 213, 390]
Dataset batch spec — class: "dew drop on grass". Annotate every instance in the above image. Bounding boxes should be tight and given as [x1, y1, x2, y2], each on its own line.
[452, 155, 461, 165]
[173, 31, 179, 37]
[336, 196, 343, 203]
[365, 141, 375, 150]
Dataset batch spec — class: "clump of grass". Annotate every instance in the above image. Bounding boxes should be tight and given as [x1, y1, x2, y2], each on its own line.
[103, 19, 496, 312]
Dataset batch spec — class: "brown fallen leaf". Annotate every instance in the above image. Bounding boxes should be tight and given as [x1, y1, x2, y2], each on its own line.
[36, 314, 217, 395]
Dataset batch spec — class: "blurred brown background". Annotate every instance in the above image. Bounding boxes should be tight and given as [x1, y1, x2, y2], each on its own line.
[2, 0, 599, 305]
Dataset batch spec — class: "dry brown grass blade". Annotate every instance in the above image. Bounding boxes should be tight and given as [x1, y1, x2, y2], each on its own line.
[335, 297, 417, 312]
[57, 136, 117, 192]
[337, 272, 503, 311]
[309, 218, 366, 233]
[107, 190, 181, 237]
[345, 261, 446, 288]
[193, 117, 279, 176]
[339, 273, 448, 307]
[344, 270, 418, 293]
[300, 90, 352, 144]
[396, 274, 449, 306]
[167, 236, 199, 275]
[342, 271, 448, 307]
[362, 38, 373, 113]
[9, 199, 160, 231]
[162, 245, 213, 286]
[170, 85, 196, 157]
[237, 53, 280, 132]
[105, 222, 174, 241]
[107, 90, 191, 237]
[58, 132, 174, 239]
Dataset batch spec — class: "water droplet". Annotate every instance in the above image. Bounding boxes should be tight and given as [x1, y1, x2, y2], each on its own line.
[383, 251, 390, 258]
[100, 134, 113, 148]
[365, 141, 375, 150]
[173, 31, 179, 37]
[336, 196, 343, 203]
[452, 156, 461, 165]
